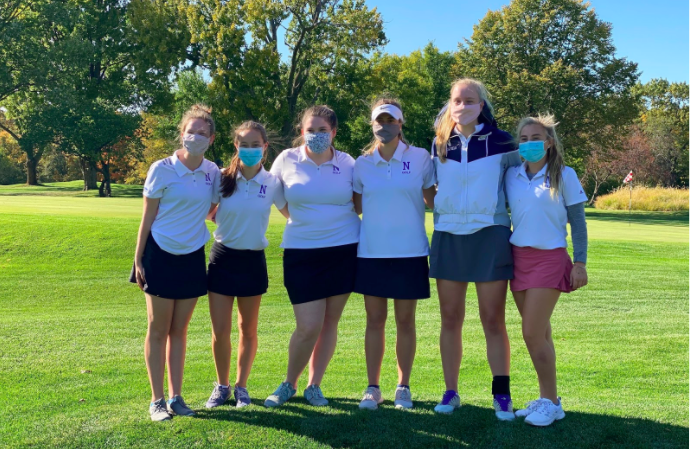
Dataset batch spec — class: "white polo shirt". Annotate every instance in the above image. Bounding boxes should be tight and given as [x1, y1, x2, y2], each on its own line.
[144, 151, 220, 255]
[270, 146, 360, 249]
[211, 167, 286, 250]
[353, 141, 436, 258]
[505, 163, 587, 250]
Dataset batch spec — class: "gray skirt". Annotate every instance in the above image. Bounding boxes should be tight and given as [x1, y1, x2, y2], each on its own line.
[429, 225, 513, 283]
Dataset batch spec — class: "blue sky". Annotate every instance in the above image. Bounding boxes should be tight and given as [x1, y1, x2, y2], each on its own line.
[370, 0, 689, 83]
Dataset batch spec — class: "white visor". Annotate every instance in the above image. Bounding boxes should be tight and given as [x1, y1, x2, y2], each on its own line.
[371, 104, 404, 122]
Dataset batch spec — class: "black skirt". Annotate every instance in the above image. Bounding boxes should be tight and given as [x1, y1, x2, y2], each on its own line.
[354, 256, 430, 300]
[283, 243, 358, 305]
[207, 241, 268, 297]
[429, 225, 514, 283]
[129, 234, 208, 300]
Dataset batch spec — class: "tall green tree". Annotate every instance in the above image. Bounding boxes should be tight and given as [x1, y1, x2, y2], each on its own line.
[455, 0, 640, 170]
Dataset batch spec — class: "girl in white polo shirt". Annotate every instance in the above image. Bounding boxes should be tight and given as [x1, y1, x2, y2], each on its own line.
[352, 98, 436, 411]
[505, 115, 588, 427]
[264, 105, 360, 408]
[430, 78, 521, 419]
[130, 104, 220, 421]
[204, 121, 286, 410]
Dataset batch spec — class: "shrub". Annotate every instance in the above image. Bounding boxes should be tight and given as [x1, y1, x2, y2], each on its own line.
[595, 186, 689, 211]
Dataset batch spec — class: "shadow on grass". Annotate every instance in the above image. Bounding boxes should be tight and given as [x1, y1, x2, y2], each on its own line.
[585, 210, 689, 227]
[196, 398, 687, 449]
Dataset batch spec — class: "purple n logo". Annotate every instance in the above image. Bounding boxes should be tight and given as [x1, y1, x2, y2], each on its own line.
[259, 185, 267, 195]
[333, 166, 340, 174]
[205, 173, 211, 182]
[403, 162, 410, 171]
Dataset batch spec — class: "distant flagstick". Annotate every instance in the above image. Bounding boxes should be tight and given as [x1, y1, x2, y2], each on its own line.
[623, 171, 634, 226]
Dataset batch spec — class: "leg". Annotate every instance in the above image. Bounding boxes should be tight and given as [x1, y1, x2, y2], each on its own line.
[285, 300, 326, 387]
[308, 293, 350, 386]
[209, 292, 234, 386]
[364, 296, 388, 386]
[476, 280, 510, 376]
[520, 288, 561, 403]
[145, 294, 175, 401]
[235, 295, 262, 388]
[514, 290, 555, 390]
[437, 279, 468, 391]
[166, 297, 199, 397]
[394, 300, 418, 386]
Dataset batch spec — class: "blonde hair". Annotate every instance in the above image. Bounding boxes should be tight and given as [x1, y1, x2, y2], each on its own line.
[434, 78, 494, 162]
[516, 114, 565, 198]
[220, 121, 269, 198]
[292, 105, 338, 147]
[178, 104, 215, 138]
[364, 96, 409, 155]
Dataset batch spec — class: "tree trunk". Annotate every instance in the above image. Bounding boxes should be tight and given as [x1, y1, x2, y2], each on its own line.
[98, 161, 112, 197]
[26, 158, 38, 185]
[80, 157, 98, 191]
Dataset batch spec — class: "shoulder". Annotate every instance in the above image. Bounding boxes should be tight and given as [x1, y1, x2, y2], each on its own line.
[148, 156, 175, 174]
[266, 171, 283, 186]
[202, 159, 220, 174]
[505, 164, 522, 179]
[354, 154, 369, 167]
[278, 147, 301, 161]
[561, 166, 580, 183]
[335, 149, 355, 166]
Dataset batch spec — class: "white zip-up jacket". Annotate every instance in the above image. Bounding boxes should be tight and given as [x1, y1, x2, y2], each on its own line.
[431, 122, 521, 235]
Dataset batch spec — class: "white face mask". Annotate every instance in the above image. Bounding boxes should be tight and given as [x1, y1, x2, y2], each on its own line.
[182, 133, 210, 155]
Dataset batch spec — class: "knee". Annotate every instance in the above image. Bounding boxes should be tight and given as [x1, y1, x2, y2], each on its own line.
[238, 319, 258, 340]
[366, 310, 387, 330]
[295, 322, 322, 342]
[168, 322, 189, 339]
[147, 321, 169, 343]
[395, 313, 415, 332]
[481, 311, 506, 335]
[441, 309, 464, 331]
[522, 328, 546, 353]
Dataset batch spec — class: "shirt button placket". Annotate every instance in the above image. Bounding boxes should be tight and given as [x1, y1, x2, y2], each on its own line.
[387, 163, 391, 180]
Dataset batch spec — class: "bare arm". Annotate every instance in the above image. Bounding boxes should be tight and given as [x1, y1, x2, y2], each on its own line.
[134, 197, 160, 290]
[353, 192, 362, 215]
[278, 204, 290, 219]
[206, 203, 218, 223]
[423, 186, 436, 210]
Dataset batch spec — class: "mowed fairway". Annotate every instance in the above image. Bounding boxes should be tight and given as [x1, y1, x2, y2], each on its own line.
[0, 183, 688, 448]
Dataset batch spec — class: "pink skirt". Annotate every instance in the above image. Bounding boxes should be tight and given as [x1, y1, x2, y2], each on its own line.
[510, 246, 574, 293]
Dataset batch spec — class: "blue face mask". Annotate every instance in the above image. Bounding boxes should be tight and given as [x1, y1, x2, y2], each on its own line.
[519, 140, 546, 163]
[304, 132, 332, 154]
[238, 147, 263, 167]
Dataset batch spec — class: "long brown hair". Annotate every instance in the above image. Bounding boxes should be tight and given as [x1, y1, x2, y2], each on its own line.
[434, 78, 494, 162]
[364, 97, 409, 155]
[219, 121, 269, 198]
[292, 105, 338, 147]
[516, 114, 565, 198]
[178, 104, 215, 141]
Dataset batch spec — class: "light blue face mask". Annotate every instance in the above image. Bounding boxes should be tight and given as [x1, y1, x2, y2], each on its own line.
[304, 132, 332, 154]
[238, 147, 263, 167]
[519, 140, 546, 163]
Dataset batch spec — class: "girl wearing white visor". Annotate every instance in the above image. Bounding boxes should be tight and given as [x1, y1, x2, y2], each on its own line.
[352, 98, 436, 410]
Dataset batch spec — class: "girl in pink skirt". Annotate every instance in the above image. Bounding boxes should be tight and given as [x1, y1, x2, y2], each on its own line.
[504, 114, 588, 427]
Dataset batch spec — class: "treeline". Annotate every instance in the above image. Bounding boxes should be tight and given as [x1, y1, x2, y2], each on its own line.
[0, 0, 688, 199]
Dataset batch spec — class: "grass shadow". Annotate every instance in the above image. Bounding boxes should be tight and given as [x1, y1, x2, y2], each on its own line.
[585, 209, 689, 227]
[196, 398, 687, 449]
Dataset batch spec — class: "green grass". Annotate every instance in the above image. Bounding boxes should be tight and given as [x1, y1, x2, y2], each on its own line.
[0, 183, 688, 448]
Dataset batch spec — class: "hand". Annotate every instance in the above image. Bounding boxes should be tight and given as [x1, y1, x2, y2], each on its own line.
[570, 263, 588, 289]
[134, 258, 146, 291]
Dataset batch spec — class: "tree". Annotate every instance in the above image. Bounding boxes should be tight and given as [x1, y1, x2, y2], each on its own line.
[455, 0, 641, 171]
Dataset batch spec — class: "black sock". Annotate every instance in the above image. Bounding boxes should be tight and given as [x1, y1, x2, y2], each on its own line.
[492, 376, 510, 396]
[397, 384, 410, 389]
[368, 384, 380, 389]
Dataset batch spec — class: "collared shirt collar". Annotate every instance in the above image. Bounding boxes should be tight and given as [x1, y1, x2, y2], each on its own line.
[371, 140, 407, 165]
[298, 145, 338, 167]
[237, 166, 270, 184]
[172, 151, 207, 177]
[517, 161, 549, 181]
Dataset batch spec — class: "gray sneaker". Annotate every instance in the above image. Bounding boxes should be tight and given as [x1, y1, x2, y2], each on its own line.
[234, 386, 251, 408]
[264, 382, 296, 407]
[205, 383, 232, 408]
[149, 398, 172, 421]
[304, 384, 329, 406]
[167, 395, 195, 416]
[358, 386, 383, 410]
[394, 386, 413, 409]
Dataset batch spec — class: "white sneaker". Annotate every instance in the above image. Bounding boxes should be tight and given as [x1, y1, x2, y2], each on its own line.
[303, 384, 329, 406]
[434, 391, 460, 414]
[394, 386, 413, 409]
[358, 386, 383, 410]
[524, 398, 565, 427]
[515, 398, 543, 417]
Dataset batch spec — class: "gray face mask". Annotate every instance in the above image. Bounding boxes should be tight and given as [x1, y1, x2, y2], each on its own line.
[373, 123, 400, 144]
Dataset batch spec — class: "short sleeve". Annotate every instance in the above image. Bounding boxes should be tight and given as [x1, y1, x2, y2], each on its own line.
[561, 167, 588, 206]
[272, 177, 287, 209]
[352, 159, 364, 194]
[143, 163, 165, 199]
[269, 151, 285, 181]
[422, 152, 436, 188]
